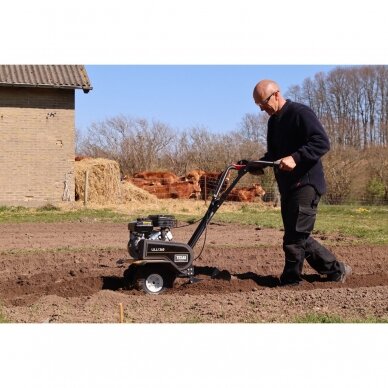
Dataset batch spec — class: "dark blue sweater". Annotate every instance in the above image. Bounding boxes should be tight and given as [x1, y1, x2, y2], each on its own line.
[262, 100, 330, 195]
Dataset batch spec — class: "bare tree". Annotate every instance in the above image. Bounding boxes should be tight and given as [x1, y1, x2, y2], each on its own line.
[364, 146, 388, 202]
[79, 115, 174, 175]
[286, 65, 388, 149]
[74, 127, 83, 155]
[285, 84, 302, 102]
[322, 149, 359, 204]
[238, 112, 267, 146]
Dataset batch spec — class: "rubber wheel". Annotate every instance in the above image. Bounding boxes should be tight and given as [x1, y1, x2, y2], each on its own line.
[135, 265, 176, 295]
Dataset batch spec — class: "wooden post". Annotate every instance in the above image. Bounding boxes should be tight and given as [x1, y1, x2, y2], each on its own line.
[84, 170, 89, 206]
[119, 303, 124, 323]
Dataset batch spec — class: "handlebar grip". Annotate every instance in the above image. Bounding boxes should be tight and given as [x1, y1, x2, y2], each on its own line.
[247, 160, 280, 168]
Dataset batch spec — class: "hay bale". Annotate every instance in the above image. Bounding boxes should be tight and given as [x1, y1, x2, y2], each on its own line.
[75, 158, 158, 205]
[120, 180, 158, 203]
[75, 158, 122, 204]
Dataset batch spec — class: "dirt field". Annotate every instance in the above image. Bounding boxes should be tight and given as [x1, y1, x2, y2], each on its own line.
[1, 220, 388, 323]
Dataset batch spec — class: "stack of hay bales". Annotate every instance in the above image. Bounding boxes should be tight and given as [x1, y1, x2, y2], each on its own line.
[75, 158, 157, 205]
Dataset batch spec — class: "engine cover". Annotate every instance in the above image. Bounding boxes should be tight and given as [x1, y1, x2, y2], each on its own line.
[128, 218, 154, 235]
[137, 240, 194, 271]
[148, 214, 177, 228]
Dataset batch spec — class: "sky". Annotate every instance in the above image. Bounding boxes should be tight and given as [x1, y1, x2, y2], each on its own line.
[75, 65, 337, 136]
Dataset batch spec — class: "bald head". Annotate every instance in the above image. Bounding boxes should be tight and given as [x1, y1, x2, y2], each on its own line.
[253, 80, 280, 102]
[252, 79, 286, 115]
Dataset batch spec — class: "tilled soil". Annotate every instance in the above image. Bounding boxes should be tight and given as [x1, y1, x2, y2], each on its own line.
[0, 221, 387, 323]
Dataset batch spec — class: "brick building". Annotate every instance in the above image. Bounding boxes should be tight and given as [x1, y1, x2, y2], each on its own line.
[0, 65, 92, 206]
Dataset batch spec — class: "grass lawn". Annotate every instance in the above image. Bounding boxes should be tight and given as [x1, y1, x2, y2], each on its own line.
[0, 202, 387, 244]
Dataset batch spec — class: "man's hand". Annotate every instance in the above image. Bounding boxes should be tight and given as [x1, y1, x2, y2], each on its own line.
[278, 156, 296, 171]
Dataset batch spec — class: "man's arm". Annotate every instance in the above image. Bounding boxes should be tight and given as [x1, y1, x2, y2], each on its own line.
[291, 107, 330, 165]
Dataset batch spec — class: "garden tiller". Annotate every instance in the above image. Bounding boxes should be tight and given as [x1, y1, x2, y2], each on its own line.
[123, 160, 279, 294]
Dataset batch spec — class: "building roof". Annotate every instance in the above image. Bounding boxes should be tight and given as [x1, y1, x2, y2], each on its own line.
[0, 65, 92, 93]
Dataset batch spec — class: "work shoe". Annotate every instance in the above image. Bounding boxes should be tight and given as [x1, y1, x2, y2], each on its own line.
[328, 263, 352, 283]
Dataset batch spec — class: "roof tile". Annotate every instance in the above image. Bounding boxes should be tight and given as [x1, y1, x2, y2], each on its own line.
[0, 65, 92, 92]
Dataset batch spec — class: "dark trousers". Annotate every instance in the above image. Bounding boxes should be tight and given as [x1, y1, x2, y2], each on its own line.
[280, 185, 343, 283]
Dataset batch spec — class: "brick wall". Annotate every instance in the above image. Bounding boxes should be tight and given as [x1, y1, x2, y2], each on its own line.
[0, 87, 75, 206]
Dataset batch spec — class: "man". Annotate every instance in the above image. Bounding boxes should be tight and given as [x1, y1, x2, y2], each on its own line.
[253, 79, 352, 286]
